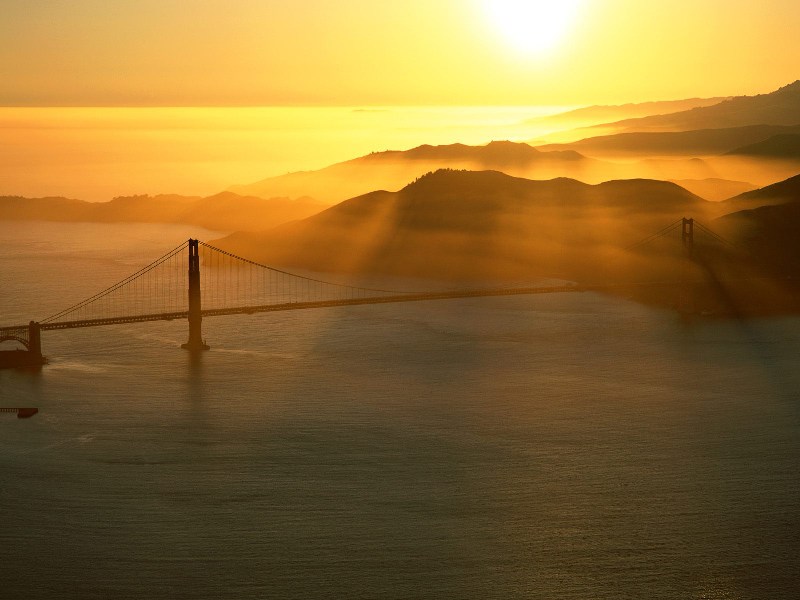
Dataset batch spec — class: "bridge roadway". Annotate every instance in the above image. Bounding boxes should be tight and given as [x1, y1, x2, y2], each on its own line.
[1, 284, 587, 333]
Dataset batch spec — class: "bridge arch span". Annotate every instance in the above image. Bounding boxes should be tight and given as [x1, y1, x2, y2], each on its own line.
[0, 330, 31, 350]
[0, 322, 42, 355]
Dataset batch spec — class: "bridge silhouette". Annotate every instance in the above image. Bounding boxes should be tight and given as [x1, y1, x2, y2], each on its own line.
[0, 217, 736, 366]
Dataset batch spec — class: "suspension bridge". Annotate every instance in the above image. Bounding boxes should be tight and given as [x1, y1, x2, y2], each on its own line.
[0, 217, 736, 366]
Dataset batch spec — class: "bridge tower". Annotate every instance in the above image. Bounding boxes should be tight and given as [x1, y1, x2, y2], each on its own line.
[678, 217, 696, 314]
[28, 321, 43, 360]
[682, 217, 694, 259]
[181, 239, 210, 351]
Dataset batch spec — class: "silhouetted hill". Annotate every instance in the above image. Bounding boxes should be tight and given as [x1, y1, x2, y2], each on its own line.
[216, 169, 708, 280]
[703, 173, 800, 223]
[0, 192, 325, 232]
[724, 134, 800, 159]
[667, 178, 756, 202]
[0, 196, 94, 221]
[539, 124, 800, 157]
[185, 192, 323, 230]
[383, 140, 585, 163]
[717, 201, 800, 277]
[699, 173, 800, 313]
[98, 193, 202, 222]
[721, 173, 800, 207]
[229, 141, 602, 205]
[533, 97, 728, 126]
[592, 80, 800, 133]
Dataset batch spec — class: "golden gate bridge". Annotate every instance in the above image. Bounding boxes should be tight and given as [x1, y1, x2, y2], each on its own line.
[0, 218, 737, 367]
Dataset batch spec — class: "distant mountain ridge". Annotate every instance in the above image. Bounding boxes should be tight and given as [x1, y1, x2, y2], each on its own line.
[667, 178, 757, 202]
[229, 88, 800, 206]
[526, 81, 800, 191]
[534, 96, 729, 126]
[722, 173, 800, 207]
[724, 134, 800, 158]
[229, 141, 600, 205]
[364, 140, 584, 163]
[539, 124, 800, 157]
[0, 192, 325, 232]
[591, 80, 800, 133]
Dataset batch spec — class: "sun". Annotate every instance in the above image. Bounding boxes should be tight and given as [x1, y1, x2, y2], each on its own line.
[481, 0, 584, 56]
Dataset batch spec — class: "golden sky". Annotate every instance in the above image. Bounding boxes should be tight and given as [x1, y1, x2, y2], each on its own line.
[2, 0, 798, 106]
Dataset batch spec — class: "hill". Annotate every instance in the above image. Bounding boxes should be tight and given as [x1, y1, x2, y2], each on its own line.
[532, 97, 728, 127]
[724, 134, 800, 159]
[715, 175, 800, 277]
[216, 169, 709, 280]
[0, 196, 96, 221]
[716, 201, 800, 278]
[228, 141, 605, 205]
[0, 192, 325, 232]
[719, 173, 800, 210]
[667, 178, 756, 202]
[538, 124, 800, 158]
[589, 80, 800, 134]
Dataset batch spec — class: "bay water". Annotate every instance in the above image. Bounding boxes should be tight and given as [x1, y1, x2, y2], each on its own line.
[1, 222, 799, 599]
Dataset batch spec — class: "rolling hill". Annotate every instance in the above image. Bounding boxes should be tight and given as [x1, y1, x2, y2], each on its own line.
[716, 182, 800, 278]
[531, 81, 800, 190]
[719, 173, 800, 210]
[228, 141, 607, 205]
[531, 96, 728, 127]
[667, 178, 757, 202]
[724, 134, 800, 159]
[538, 124, 800, 158]
[586, 80, 800, 134]
[216, 169, 709, 280]
[0, 192, 326, 232]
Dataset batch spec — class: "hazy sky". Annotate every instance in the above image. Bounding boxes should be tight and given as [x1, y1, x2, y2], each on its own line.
[2, 0, 798, 106]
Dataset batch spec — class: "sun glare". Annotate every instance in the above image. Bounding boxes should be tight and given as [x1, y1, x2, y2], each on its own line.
[482, 0, 583, 55]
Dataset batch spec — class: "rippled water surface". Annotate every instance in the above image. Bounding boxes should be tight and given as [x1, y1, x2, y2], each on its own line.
[2, 222, 799, 599]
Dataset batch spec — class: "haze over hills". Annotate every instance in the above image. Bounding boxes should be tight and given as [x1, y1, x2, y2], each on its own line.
[720, 172, 800, 210]
[529, 82, 800, 192]
[227, 137, 764, 207]
[667, 178, 757, 202]
[589, 80, 800, 134]
[0, 192, 325, 232]
[228, 140, 608, 205]
[724, 134, 800, 159]
[720, 201, 800, 273]
[716, 173, 800, 278]
[199, 83, 800, 212]
[217, 169, 710, 280]
[538, 124, 800, 158]
[4, 79, 798, 291]
[531, 96, 729, 127]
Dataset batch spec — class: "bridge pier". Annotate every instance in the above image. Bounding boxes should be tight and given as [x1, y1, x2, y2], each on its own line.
[181, 239, 210, 351]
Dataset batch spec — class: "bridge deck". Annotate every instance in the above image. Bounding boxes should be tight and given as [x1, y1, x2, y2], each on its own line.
[1, 285, 584, 332]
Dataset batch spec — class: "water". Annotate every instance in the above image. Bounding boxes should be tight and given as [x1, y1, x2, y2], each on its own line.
[2, 223, 800, 599]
